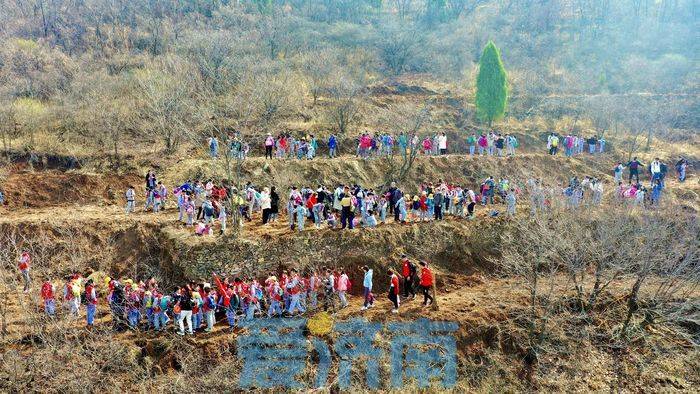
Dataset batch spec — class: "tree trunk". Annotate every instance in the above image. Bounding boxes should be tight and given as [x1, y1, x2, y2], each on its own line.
[622, 277, 643, 337]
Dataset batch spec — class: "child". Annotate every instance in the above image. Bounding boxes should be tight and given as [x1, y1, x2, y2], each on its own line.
[326, 210, 338, 228]
[18, 251, 31, 293]
[144, 187, 154, 211]
[378, 196, 387, 224]
[202, 199, 214, 225]
[40, 278, 55, 317]
[185, 198, 195, 226]
[360, 266, 374, 311]
[365, 210, 378, 228]
[267, 279, 283, 317]
[203, 287, 216, 332]
[506, 189, 517, 216]
[388, 269, 400, 314]
[152, 188, 161, 213]
[295, 204, 307, 232]
[125, 186, 135, 214]
[396, 194, 408, 223]
[313, 202, 325, 229]
[411, 196, 420, 222]
[192, 291, 203, 331]
[337, 270, 349, 308]
[85, 279, 98, 327]
[195, 221, 207, 236]
[427, 193, 435, 219]
[218, 203, 227, 235]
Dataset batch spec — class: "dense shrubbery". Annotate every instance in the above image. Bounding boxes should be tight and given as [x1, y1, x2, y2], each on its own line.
[0, 0, 696, 154]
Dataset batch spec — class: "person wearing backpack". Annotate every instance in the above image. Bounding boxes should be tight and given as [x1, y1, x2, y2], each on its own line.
[337, 270, 350, 308]
[267, 278, 283, 317]
[286, 269, 306, 315]
[202, 285, 217, 332]
[40, 278, 56, 317]
[587, 136, 597, 154]
[176, 286, 194, 336]
[110, 283, 127, 331]
[467, 133, 477, 156]
[85, 279, 98, 327]
[208, 136, 219, 158]
[400, 255, 416, 300]
[360, 266, 374, 311]
[506, 134, 518, 156]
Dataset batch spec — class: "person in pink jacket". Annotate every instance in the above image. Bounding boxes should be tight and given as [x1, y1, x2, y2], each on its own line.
[478, 134, 488, 155]
[337, 269, 350, 308]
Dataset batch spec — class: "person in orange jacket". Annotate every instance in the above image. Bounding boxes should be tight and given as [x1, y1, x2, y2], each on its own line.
[419, 261, 434, 306]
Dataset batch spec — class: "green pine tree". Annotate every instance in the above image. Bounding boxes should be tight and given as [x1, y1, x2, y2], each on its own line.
[475, 41, 508, 126]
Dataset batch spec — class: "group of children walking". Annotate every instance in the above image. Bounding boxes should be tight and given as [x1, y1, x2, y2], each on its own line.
[32, 256, 434, 334]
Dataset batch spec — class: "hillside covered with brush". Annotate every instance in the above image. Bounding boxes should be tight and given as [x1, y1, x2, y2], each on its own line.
[0, 1, 699, 393]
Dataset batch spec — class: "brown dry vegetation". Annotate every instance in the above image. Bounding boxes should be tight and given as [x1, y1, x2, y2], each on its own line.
[1, 131, 698, 392]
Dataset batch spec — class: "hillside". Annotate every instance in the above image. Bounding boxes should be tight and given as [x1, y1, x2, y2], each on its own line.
[1, 124, 699, 392]
[1, 0, 699, 392]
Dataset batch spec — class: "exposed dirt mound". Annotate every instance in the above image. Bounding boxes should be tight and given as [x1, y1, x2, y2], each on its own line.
[1, 170, 140, 208]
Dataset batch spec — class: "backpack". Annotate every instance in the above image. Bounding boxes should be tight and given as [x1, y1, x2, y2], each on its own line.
[512, 137, 519, 148]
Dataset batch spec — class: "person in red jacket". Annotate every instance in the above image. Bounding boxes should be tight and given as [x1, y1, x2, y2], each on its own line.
[388, 269, 400, 313]
[85, 279, 98, 326]
[40, 278, 55, 316]
[400, 255, 416, 300]
[419, 261, 434, 306]
[18, 251, 31, 293]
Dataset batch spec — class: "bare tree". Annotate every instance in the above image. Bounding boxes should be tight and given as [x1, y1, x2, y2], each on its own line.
[133, 59, 200, 154]
[377, 102, 431, 187]
[499, 213, 564, 366]
[300, 50, 336, 106]
[325, 72, 365, 138]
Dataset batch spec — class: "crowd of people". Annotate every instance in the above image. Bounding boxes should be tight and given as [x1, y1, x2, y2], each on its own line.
[546, 133, 606, 156]
[126, 152, 688, 237]
[127, 169, 530, 236]
[610, 157, 679, 207]
[203, 130, 523, 160]
[32, 255, 435, 334]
